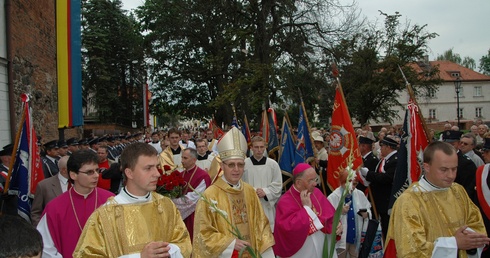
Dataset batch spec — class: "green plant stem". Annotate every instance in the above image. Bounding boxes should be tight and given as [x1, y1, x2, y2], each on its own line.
[189, 185, 261, 258]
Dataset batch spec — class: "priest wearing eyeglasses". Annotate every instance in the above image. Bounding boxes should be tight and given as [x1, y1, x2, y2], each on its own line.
[273, 163, 338, 258]
[192, 127, 275, 258]
[37, 150, 114, 258]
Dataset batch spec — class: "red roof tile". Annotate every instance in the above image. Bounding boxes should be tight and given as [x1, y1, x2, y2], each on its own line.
[429, 60, 490, 82]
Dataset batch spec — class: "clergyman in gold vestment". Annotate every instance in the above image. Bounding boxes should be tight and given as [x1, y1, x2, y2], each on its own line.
[74, 142, 192, 257]
[193, 127, 275, 258]
[385, 142, 489, 258]
[159, 128, 186, 172]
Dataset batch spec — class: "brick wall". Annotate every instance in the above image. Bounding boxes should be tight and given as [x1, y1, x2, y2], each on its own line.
[10, 1, 61, 142]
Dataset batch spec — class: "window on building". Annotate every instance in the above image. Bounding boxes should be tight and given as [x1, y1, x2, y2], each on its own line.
[427, 88, 436, 98]
[429, 109, 436, 119]
[476, 107, 482, 118]
[458, 108, 463, 118]
[474, 86, 482, 97]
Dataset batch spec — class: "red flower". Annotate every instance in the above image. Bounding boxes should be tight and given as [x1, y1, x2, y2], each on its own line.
[156, 169, 187, 198]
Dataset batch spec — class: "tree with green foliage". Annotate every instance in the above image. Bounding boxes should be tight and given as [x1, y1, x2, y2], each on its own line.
[479, 48, 490, 75]
[136, 0, 362, 127]
[81, 0, 145, 127]
[329, 11, 442, 125]
[436, 48, 462, 64]
[462, 57, 476, 70]
[436, 48, 476, 70]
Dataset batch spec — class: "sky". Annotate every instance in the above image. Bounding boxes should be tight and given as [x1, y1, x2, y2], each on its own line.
[356, 0, 490, 65]
[121, 0, 490, 66]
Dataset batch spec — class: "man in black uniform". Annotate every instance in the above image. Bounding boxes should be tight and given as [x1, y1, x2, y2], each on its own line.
[357, 136, 379, 193]
[41, 140, 59, 178]
[0, 144, 14, 192]
[442, 130, 478, 203]
[361, 135, 399, 241]
[66, 138, 79, 156]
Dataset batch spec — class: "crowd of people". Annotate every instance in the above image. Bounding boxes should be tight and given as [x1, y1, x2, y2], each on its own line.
[0, 120, 489, 257]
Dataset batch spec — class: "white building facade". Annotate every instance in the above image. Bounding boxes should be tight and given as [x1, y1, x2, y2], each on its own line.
[388, 61, 490, 129]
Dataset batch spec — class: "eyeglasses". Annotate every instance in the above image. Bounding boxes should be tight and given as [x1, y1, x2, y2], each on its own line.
[298, 176, 319, 184]
[78, 168, 101, 176]
[223, 162, 245, 169]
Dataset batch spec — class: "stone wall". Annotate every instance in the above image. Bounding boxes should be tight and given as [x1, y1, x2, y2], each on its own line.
[10, 1, 65, 143]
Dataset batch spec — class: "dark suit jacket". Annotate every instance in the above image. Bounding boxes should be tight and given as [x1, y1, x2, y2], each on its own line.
[0, 164, 8, 189]
[455, 151, 477, 203]
[102, 162, 123, 194]
[366, 151, 397, 214]
[363, 152, 380, 172]
[357, 152, 379, 193]
[41, 156, 59, 178]
[31, 175, 63, 226]
[0, 164, 18, 215]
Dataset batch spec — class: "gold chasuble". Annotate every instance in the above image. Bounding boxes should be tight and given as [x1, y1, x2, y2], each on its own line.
[386, 183, 486, 258]
[159, 145, 185, 172]
[73, 192, 191, 257]
[208, 155, 222, 183]
[193, 178, 275, 257]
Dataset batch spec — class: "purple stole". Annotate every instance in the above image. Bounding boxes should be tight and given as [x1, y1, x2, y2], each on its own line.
[182, 166, 211, 240]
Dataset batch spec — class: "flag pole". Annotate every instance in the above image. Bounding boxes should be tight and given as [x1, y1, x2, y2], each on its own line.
[398, 65, 432, 142]
[279, 114, 294, 191]
[3, 98, 27, 194]
[297, 88, 317, 158]
[231, 103, 237, 122]
[331, 62, 381, 219]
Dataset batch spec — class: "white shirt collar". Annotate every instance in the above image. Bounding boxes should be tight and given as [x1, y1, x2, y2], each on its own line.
[363, 151, 373, 159]
[119, 187, 152, 203]
[384, 150, 397, 160]
[416, 176, 448, 192]
[57, 172, 69, 185]
[221, 176, 241, 189]
[46, 155, 58, 163]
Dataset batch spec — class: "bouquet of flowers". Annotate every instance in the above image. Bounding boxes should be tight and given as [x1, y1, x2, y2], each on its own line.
[156, 168, 186, 198]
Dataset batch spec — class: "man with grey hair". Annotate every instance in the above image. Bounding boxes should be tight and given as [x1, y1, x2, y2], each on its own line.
[477, 124, 489, 147]
[31, 155, 71, 226]
[174, 148, 211, 240]
[470, 125, 479, 136]
[459, 133, 485, 167]
[438, 123, 453, 141]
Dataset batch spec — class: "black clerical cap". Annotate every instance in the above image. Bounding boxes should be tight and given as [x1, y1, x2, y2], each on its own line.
[0, 144, 14, 156]
[380, 137, 398, 148]
[58, 140, 68, 148]
[66, 138, 79, 146]
[88, 138, 99, 145]
[359, 136, 374, 145]
[44, 140, 59, 150]
[482, 138, 490, 151]
[442, 130, 463, 143]
[78, 138, 88, 145]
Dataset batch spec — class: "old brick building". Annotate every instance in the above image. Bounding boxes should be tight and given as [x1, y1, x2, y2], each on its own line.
[1, 0, 80, 147]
